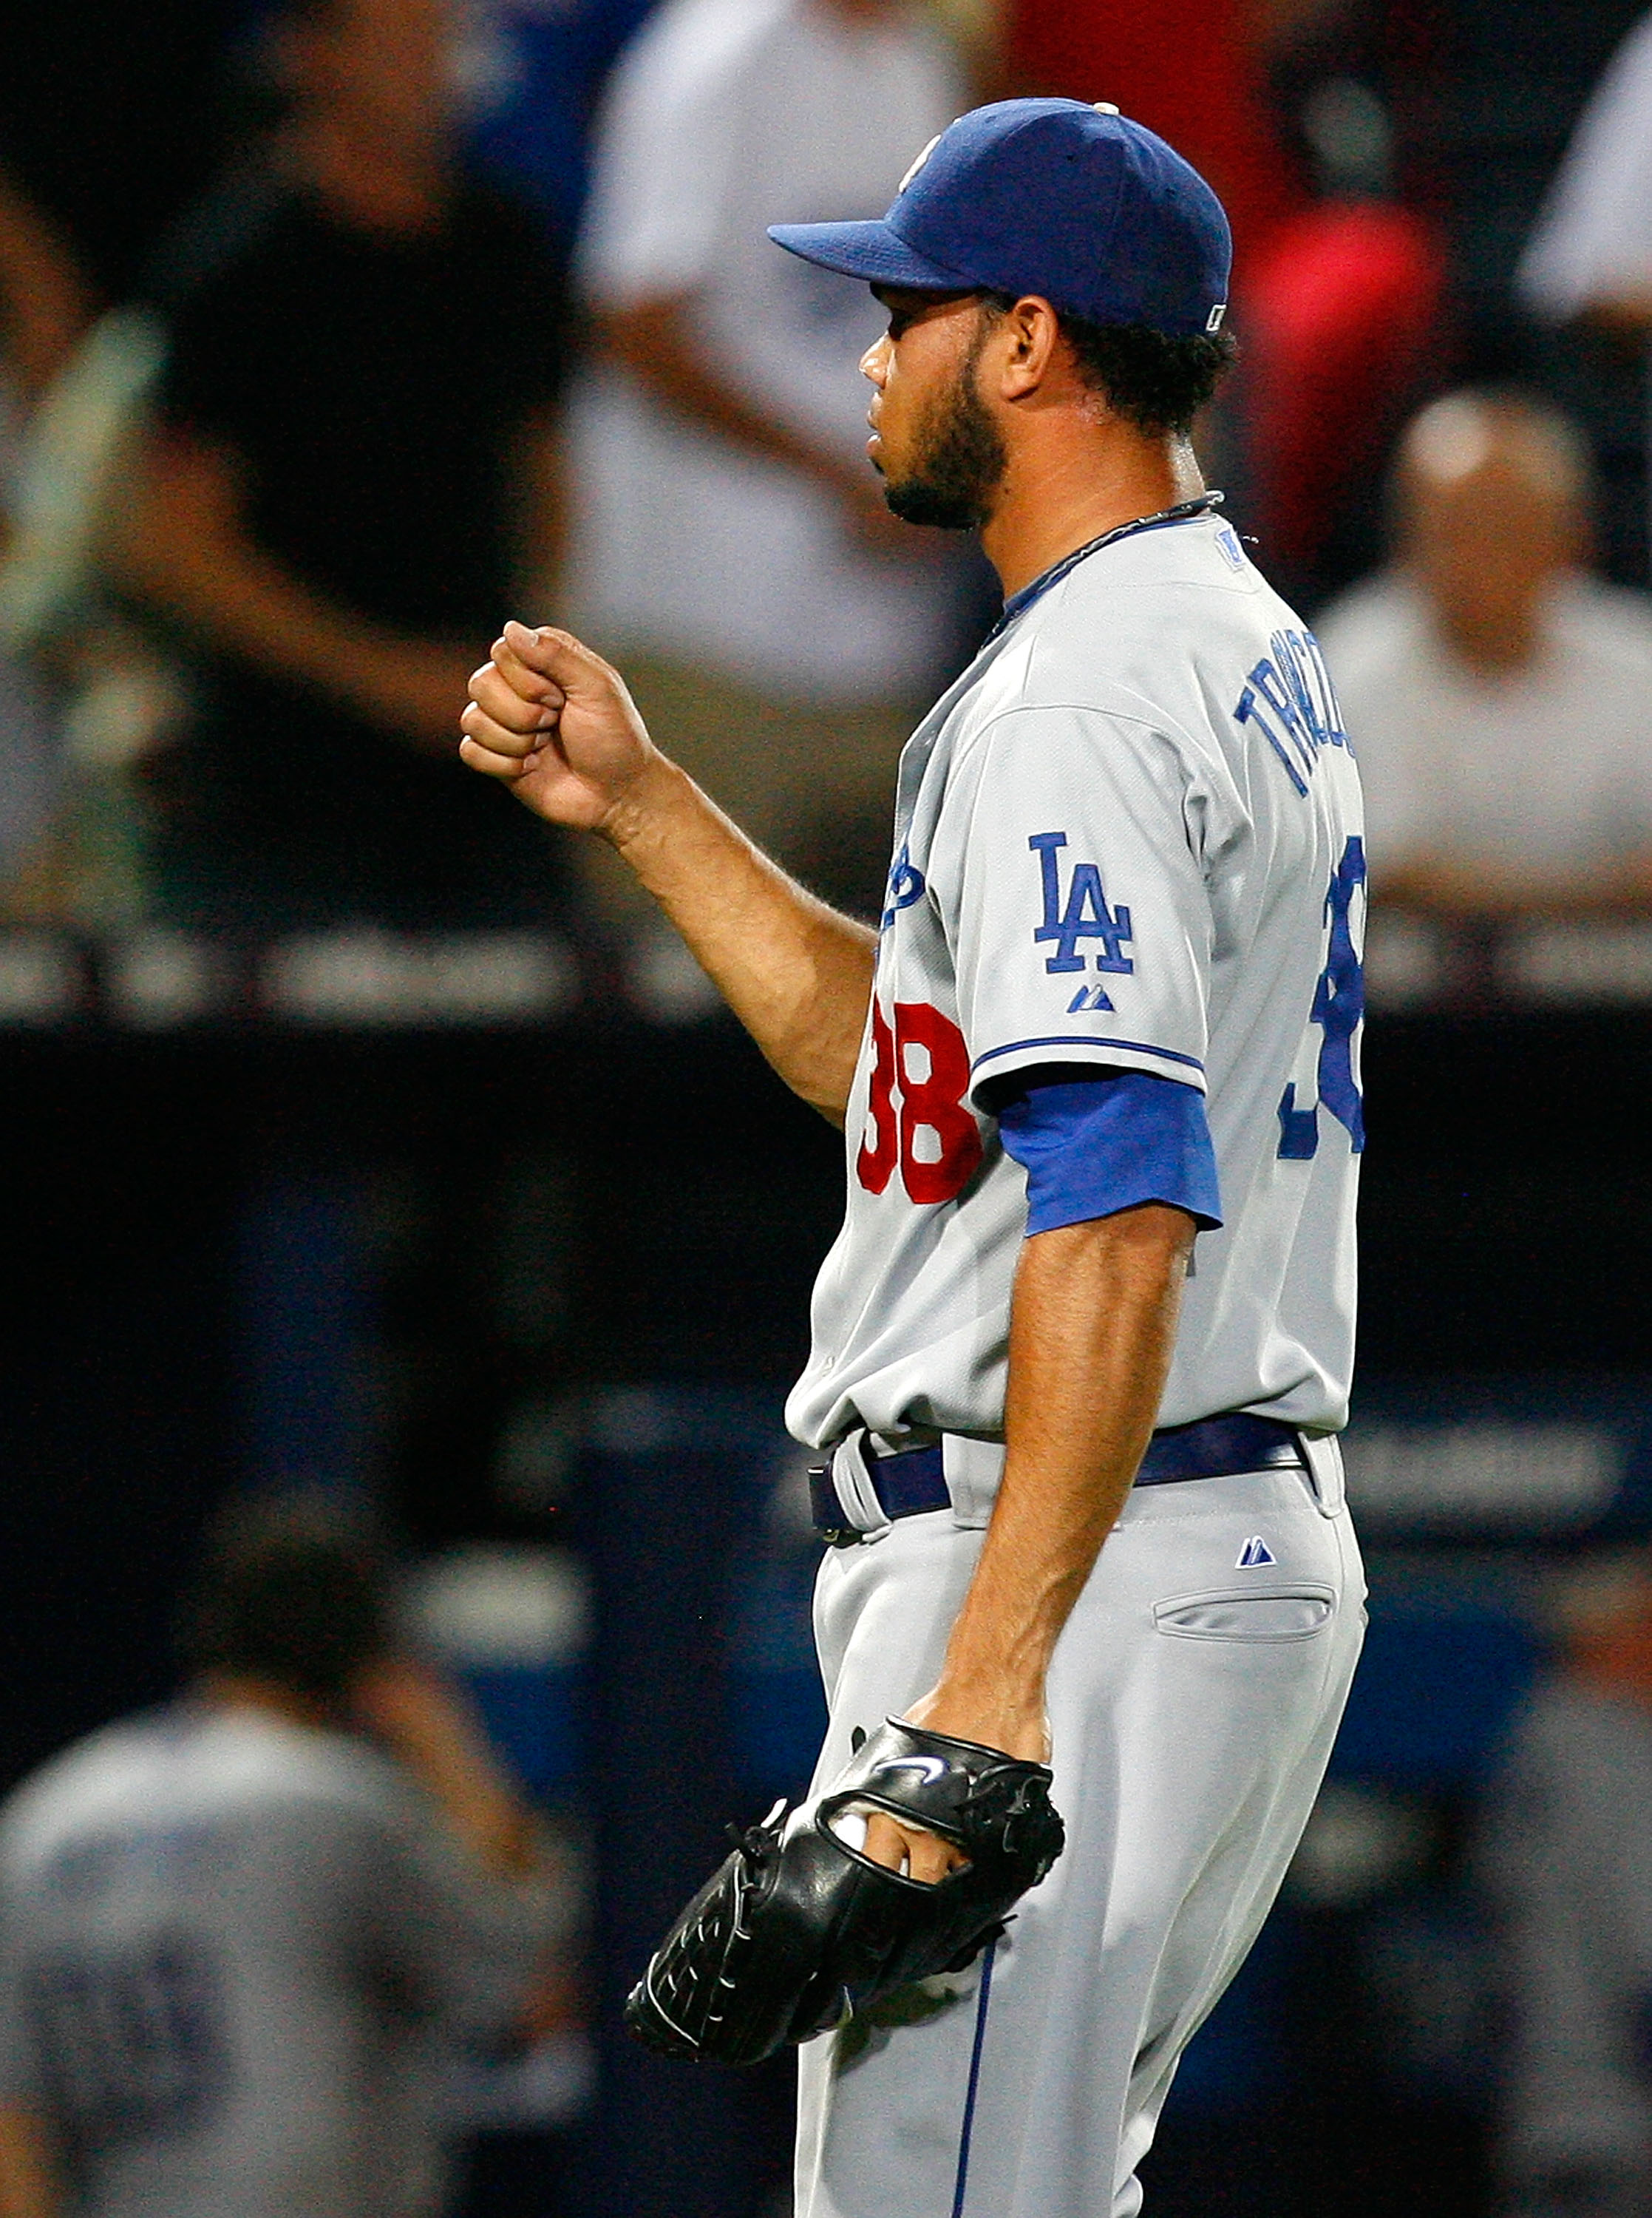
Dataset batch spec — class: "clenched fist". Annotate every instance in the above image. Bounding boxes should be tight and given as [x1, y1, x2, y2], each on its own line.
[460, 620, 661, 837]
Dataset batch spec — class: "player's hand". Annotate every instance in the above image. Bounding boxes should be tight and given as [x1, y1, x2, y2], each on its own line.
[460, 620, 659, 836]
[860, 1681, 1052, 1886]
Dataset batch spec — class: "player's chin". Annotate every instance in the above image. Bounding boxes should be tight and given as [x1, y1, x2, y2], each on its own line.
[881, 473, 986, 532]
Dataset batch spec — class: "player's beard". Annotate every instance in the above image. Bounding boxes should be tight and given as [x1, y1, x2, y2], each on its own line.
[880, 321, 1007, 532]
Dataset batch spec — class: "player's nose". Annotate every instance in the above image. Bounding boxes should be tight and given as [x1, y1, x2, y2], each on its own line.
[860, 334, 891, 387]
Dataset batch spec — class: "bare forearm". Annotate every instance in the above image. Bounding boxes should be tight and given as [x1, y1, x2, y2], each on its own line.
[460, 622, 877, 1116]
[355, 1662, 541, 1879]
[607, 754, 876, 1120]
[132, 529, 394, 712]
[936, 1207, 1194, 1736]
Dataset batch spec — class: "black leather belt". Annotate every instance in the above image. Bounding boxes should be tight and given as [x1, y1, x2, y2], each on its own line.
[809, 1413, 1304, 1546]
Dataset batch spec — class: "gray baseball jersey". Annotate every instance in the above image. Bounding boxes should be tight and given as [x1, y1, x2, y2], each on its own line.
[786, 505, 1364, 1457]
[785, 501, 1369, 2218]
[0, 1706, 554, 2218]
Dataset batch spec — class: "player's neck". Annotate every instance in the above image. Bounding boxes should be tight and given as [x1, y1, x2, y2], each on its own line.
[980, 428, 1206, 601]
[197, 1670, 337, 1732]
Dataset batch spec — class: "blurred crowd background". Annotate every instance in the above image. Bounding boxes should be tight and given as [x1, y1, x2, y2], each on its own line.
[1, 0, 1651, 2214]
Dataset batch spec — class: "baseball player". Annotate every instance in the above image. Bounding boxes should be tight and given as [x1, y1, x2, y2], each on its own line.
[0, 1504, 563, 2218]
[460, 97, 1366, 2218]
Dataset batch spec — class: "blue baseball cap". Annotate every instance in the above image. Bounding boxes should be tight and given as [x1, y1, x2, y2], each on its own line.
[768, 98, 1231, 341]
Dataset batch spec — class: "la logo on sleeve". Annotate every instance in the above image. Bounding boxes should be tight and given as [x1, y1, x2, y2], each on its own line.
[1028, 832, 1134, 1004]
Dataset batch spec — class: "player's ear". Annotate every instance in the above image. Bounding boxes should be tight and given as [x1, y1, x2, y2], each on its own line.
[994, 296, 1062, 401]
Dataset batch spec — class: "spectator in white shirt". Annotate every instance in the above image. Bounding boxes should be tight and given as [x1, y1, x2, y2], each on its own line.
[1519, 10, 1652, 563]
[1316, 389, 1652, 919]
[565, 0, 972, 923]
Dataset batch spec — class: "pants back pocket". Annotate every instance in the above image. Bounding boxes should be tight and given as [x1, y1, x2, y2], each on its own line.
[1153, 1584, 1335, 1641]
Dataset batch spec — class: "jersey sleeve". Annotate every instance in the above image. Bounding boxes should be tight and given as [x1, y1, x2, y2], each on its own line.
[934, 703, 1214, 1104]
[997, 1071, 1222, 1233]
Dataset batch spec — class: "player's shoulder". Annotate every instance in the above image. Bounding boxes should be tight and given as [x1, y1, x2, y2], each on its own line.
[0, 1712, 182, 1877]
[947, 516, 1291, 762]
[1029, 516, 1287, 693]
[169, 1714, 412, 1834]
[0, 1709, 404, 1883]
[1066, 509, 1263, 600]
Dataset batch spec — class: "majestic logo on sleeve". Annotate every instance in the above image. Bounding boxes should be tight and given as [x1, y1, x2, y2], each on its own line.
[1029, 832, 1135, 1012]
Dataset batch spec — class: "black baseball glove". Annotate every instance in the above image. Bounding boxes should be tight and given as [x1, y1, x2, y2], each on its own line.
[624, 1717, 1065, 2066]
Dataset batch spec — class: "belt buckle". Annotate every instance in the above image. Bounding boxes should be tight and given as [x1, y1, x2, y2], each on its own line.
[808, 1459, 863, 1548]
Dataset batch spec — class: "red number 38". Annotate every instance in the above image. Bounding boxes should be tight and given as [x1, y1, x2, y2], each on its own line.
[855, 1000, 984, 1204]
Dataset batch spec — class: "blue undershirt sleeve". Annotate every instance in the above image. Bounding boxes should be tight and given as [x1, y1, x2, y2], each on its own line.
[996, 1069, 1223, 1236]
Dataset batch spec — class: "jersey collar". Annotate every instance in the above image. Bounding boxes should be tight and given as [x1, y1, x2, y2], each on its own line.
[987, 491, 1226, 643]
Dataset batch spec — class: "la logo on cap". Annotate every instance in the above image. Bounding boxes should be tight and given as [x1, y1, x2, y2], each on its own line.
[769, 96, 1236, 341]
[898, 132, 943, 194]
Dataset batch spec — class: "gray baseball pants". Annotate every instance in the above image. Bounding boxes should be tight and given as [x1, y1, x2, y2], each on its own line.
[795, 1448, 1364, 2218]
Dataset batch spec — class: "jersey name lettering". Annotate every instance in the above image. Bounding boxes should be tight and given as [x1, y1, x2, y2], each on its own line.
[857, 1000, 984, 1204]
[1277, 835, 1366, 1159]
[1028, 832, 1135, 995]
[1235, 629, 1347, 799]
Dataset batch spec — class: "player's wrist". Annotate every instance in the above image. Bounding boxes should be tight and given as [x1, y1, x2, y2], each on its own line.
[942, 1586, 1068, 1695]
[906, 1675, 1051, 1764]
[596, 751, 687, 855]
